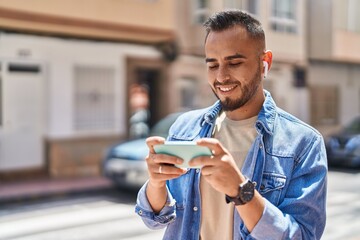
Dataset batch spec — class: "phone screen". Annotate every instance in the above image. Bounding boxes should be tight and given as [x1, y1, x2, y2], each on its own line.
[154, 141, 212, 168]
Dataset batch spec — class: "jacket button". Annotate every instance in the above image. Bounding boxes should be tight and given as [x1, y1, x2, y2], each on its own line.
[138, 210, 143, 215]
[260, 184, 265, 191]
[196, 169, 200, 173]
[193, 206, 198, 211]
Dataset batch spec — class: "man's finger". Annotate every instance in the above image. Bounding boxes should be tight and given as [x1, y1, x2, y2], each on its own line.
[189, 155, 215, 167]
[152, 154, 183, 165]
[201, 165, 216, 176]
[196, 138, 225, 156]
[146, 136, 165, 153]
[155, 164, 187, 175]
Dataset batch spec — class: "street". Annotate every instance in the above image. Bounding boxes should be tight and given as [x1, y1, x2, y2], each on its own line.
[324, 169, 360, 240]
[0, 189, 165, 240]
[0, 170, 359, 240]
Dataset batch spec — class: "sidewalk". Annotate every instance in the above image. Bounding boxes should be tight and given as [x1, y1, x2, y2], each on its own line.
[0, 176, 115, 204]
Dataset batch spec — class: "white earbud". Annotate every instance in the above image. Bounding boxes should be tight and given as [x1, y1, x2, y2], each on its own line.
[263, 61, 268, 78]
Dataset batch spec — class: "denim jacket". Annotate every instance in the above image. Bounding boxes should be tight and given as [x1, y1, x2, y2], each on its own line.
[135, 91, 327, 240]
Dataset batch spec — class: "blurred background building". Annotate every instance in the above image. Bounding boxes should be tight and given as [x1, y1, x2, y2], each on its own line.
[0, 0, 359, 181]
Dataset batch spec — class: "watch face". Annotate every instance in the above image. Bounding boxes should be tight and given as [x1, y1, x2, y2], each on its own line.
[240, 181, 255, 203]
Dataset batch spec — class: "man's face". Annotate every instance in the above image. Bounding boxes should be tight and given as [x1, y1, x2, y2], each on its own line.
[205, 26, 263, 112]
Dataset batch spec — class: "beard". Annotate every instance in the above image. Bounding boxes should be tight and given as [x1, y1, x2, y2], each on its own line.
[212, 65, 262, 112]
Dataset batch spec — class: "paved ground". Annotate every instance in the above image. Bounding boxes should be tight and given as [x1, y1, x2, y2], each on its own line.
[0, 189, 165, 240]
[0, 170, 360, 239]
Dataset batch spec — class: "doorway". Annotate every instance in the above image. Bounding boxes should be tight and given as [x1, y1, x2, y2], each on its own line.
[0, 61, 45, 172]
[126, 57, 168, 139]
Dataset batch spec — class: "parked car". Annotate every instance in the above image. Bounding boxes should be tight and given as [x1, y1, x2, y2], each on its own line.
[326, 116, 360, 168]
[103, 112, 182, 189]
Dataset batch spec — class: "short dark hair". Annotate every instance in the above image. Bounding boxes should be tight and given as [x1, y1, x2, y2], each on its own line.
[203, 10, 265, 51]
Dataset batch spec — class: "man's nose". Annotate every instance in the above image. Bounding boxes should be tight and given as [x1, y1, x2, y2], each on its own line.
[216, 67, 230, 83]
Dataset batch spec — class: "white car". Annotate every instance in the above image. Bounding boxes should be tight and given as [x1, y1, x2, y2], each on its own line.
[102, 112, 182, 189]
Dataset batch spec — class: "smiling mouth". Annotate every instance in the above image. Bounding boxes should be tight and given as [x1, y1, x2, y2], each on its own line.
[217, 85, 237, 92]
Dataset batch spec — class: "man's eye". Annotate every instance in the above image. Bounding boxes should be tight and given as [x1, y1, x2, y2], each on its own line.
[208, 65, 218, 69]
[229, 62, 241, 66]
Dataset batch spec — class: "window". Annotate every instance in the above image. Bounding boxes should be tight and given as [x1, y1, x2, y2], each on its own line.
[74, 66, 115, 131]
[270, 0, 297, 33]
[310, 85, 339, 125]
[223, 0, 258, 15]
[193, 0, 210, 24]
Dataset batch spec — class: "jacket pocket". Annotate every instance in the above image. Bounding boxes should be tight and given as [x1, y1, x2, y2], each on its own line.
[259, 172, 286, 205]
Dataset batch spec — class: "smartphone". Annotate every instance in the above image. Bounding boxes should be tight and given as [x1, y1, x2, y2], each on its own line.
[154, 141, 212, 168]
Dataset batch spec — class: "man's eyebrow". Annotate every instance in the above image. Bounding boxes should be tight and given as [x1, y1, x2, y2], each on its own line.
[225, 53, 246, 60]
[205, 58, 216, 63]
[205, 53, 246, 63]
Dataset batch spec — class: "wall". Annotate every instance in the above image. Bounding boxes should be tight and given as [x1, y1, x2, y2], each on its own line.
[0, 0, 174, 29]
[0, 33, 161, 138]
[308, 61, 360, 127]
[307, 0, 332, 61]
[261, 0, 307, 64]
[0, 0, 175, 43]
[170, 55, 215, 111]
[0, 33, 163, 178]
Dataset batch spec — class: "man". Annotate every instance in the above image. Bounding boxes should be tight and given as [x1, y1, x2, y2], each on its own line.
[135, 10, 327, 240]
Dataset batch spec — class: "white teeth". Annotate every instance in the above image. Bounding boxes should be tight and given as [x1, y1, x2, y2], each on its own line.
[219, 86, 236, 92]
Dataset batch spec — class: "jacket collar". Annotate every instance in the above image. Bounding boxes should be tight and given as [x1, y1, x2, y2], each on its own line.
[200, 101, 222, 127]
[256, 90, 276, 135]
[201, 90, 276, 135]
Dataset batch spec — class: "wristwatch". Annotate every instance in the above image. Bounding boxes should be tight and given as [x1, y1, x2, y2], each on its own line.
[225, 179, 256, 205]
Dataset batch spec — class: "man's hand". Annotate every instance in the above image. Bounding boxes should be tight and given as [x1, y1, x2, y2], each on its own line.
[145, 136, 187, 188]
[189, 138, 246, 197]
[190, 138, 264, 232]
[145, 136, 187, 213]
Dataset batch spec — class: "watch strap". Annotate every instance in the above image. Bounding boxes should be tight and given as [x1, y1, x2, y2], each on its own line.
[225, 179, 256, 206]
[225, 193, 247, 205]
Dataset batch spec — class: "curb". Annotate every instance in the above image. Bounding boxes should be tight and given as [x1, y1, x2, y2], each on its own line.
[0, 177, 115, 205]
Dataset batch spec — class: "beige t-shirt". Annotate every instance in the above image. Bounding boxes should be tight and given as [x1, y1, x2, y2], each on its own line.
[199, 112, 258, 240]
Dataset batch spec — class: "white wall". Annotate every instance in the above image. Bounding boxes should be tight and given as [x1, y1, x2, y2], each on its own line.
[0, 33, 161, 139]
[260, 0, 307, 64]
[308, 61, 360, 126]
[266, 63, 310, 123]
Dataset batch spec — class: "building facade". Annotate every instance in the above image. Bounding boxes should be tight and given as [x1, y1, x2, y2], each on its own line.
[307, 0, 360, 135]
[0, 0, 179, 179]
[1, 0, 359, 180]
[176, 0, 360, 135]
